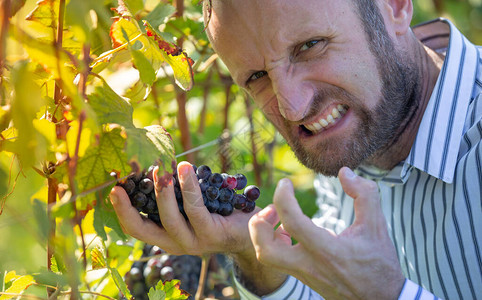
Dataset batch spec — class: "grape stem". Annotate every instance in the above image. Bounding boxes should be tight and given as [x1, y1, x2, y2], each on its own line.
[195, 254, 211, 300]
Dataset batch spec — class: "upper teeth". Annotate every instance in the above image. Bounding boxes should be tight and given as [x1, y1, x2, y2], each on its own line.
[304, 105, 347, 133]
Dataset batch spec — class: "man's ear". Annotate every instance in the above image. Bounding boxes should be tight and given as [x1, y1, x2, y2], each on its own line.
[382, 0, 413, 36]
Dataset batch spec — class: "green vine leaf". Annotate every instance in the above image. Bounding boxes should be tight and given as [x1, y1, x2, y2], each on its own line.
[131, 48, 157, 86]
[88, 80, 134, 128]
[109, 267, 133, 300]
[49, 254, 67, 274]
[148, 280, 189, 300]
[5, 61, 48, 168]
[125, 125, 176, 185]
[143, 3, 176, 33]
[76, 127, 130, 207]
[93, 196, 127, 241]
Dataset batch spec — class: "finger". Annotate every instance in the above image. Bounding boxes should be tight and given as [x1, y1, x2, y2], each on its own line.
[110, 186, 167, 243]
[338, 167, 385, 231]
[154, 167, 195, 245]
[273, 178, 335, 248]
[177, 162, 215, 235]
[249, 205, 308, 272]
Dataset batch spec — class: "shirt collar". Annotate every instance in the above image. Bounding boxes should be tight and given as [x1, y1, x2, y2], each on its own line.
[358, 18, 479, 184]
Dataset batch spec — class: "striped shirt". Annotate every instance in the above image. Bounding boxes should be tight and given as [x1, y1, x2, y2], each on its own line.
[234, 18, 482, 300]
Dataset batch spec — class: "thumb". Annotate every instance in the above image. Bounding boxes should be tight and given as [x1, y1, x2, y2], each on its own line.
[338, 167, 383, 229]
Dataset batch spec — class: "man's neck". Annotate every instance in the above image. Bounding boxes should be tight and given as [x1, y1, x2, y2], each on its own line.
[366, 40, 445, 171]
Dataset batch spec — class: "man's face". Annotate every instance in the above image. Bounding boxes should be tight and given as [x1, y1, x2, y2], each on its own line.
[207, 0, 417, 176]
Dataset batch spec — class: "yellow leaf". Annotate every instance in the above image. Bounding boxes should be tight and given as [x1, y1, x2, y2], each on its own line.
[91, 247, 107, 270]
[0, 275, 35, 300]
[4, 271, 19, 283]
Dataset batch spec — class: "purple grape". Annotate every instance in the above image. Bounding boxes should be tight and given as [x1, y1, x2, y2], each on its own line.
[139, 178, 154, 194]
[233, 194, 248, 209]
[196, 165, 212, 180]
[198, 178, 209, 192]
[145, 165, 155, 180]
[244, 185, 260, 201]
[144, 199, 158, 214]
[160, 266, 175, 281]
[234, 174, 248, 190]
[218, 188, 234, 203]
[242, 200, 256, 213]
[205, 199, 220, 213]
[223, 176, 237, 190]
[217, 202, 233, 216]
[150, 246, 164, 256]
[122, 179, 136, 195]
[132, 192, 148, 208]
[208, 173, 224, 188]
[205, 186, 219, 200]
[129, 267, 143, 282]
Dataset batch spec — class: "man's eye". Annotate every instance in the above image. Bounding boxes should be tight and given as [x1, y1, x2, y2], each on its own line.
[248, 71, 267, 82]
[300, 40, 320, 52]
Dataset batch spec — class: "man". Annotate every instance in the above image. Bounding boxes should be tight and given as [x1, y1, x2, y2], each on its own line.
[110, 0, 482, 299]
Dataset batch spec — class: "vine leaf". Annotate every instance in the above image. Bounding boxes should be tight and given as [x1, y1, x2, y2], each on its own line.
[9, 24, 77, 97]
[93, 3, 194, 91]
[93, 193, 127, 241]
[143, 2, 176, 32]
[25, 0, 83, 53]
[148, 280, 189, 300]
[125, 125, 176, 186]
[143, 21, 194, 91]
[3, 62, 48, 169]
[88, 80, 134, 129]
[25, 0, 59, 28]
[49, 254, 67, 274]
[122, 0, 144, 17]
[110, 267, 133, 300]
[0, 274, 35, 300]
[76, 127, 130, 208]
[91, 247, 107, 270]
[131, 47, 156, 86]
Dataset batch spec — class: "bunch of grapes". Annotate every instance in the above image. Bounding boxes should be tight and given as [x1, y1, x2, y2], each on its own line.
[123, 244, 234, 300]
[123, 245, 202, 299]
[116, 164, 260, 227]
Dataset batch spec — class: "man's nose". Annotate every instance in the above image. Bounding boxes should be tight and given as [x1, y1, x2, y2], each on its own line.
[270, 71, 313, 122]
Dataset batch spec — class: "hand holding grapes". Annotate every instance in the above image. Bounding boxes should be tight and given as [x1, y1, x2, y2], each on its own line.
[248, 167, 406, 299]
[110, 161, 259, 255]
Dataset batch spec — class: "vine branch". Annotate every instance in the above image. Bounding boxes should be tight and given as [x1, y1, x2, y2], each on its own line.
[0, 0, 10, 104]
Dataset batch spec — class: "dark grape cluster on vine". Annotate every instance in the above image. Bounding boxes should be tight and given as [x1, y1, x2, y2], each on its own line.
[123, 245, 202, 300]
[116, 164, 260, 228]
[123, 244, 234, 300]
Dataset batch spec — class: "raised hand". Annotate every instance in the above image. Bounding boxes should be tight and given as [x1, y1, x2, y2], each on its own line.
[248, 167, 405, 299]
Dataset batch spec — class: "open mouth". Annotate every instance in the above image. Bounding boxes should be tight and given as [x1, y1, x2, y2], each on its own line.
[300, 104, 349, 135]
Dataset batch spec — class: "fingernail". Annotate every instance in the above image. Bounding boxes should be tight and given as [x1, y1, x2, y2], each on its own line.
[258, 204, 274, 217]
[179, 164, 189, 177]
[278, 178, 291, 188]
[110, 191, 118, 205]
[344, 167, 357, 179]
